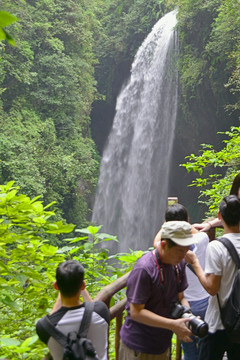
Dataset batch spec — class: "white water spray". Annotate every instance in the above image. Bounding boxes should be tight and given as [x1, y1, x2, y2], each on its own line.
[92, 10, 178, 253]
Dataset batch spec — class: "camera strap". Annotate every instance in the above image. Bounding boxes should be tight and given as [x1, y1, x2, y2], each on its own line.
[155, 246, 182, 292]
[175, 264, 182, 292]
[154, 246, 166, 291]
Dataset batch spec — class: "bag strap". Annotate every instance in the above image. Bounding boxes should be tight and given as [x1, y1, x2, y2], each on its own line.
[186, 263, 196, 275]
[38, 315, 68, 347]
[216, 237, 240, 311]
[217, 237, 240, 269]
[38, 301, 95, 347]
[78, 301, 94, 338]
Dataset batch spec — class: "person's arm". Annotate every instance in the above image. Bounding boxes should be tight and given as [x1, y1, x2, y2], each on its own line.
[50, 292, 62, 314]
[81, 288, 92, 302]
[130, 303, 192, 341]
[178, 291, 190, 308]
[193, 218, 222, 232]
[185, 250, 221, 296]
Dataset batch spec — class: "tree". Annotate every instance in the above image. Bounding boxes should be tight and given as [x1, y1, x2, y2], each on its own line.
[0, 0, 100, 227]
[182, 126, 240, 216]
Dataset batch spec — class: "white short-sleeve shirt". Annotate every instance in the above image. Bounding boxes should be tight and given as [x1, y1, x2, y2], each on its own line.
[204, 233, 240, 333]
[184, 232, 209, 302]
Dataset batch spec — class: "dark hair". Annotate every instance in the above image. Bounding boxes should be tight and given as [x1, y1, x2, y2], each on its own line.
[165, 203, 189, 222]
[219, 195, 240, 226]
[164, 238, 177, 248]
[230, 173, 240, 197]
[56, 260, 84, 297]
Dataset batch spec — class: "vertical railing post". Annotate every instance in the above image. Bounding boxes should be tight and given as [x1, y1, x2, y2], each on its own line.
[176, 337, 182, 360]
[115, 313, 123, 360]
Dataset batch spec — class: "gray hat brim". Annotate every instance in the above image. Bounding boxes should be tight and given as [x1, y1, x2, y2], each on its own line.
[170, 236, 198, 246]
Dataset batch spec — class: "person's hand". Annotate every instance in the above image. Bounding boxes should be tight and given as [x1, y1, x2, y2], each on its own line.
[192, 222, 211, 232]
[185, 250, 197, 265]
[172, 318, 193, 342]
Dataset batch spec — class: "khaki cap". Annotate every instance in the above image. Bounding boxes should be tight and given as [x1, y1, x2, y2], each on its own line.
[161, 221, 198, 246]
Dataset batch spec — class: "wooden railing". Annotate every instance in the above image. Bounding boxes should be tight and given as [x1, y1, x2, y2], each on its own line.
[94, 272, 129, 360]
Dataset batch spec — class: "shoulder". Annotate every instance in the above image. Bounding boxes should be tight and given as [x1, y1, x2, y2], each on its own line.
[128, 253, 154, 283]
[206, 240, 227, 263]
[177, 259, 186, 272]
[194, 231, 209, 245]
[207, 239, 223, 253]
[36, 315, 51, 344]
[92, 301, 110, 324]
[132, 251, 154, 272]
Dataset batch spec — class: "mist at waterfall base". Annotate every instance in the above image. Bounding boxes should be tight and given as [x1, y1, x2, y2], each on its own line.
[92, 11, 178, 254]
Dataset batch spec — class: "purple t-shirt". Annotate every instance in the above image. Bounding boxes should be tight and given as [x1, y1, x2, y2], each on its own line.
[120, 251, 188, 354]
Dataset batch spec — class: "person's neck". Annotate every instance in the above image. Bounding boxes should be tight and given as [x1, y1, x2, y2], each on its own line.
[155, 246, 169, 265]
[223, 224, 239, 234]
[61, 295, 82, 308]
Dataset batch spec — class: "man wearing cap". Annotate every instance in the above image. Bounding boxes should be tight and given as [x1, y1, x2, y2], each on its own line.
[119, 221, 198, 360]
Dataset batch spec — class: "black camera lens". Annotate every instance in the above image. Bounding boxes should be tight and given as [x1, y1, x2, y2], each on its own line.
[171, 302, 209, 338]
[188, 316, 209, 338]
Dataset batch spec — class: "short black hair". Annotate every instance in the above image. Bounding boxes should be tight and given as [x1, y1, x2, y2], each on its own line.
[165, 203, 189, 222]
[219, 195, 240, 226]
[56, 260, 84, 297]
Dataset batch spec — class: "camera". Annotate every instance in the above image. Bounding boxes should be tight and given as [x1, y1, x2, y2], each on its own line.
[171, 302, 208, 338]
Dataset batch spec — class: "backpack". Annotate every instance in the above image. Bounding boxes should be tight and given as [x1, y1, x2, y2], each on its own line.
[38, 301, 99, 360]
[216, 237, 240, 344]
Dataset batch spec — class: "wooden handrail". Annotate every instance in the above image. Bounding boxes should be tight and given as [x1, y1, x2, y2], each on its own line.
[94, 272, 130, 308]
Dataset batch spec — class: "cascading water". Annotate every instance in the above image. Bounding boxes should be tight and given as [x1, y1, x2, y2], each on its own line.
[92, 10, 178, 253]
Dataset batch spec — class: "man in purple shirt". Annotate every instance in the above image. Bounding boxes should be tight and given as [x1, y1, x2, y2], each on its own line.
[120, 221, 197, 360]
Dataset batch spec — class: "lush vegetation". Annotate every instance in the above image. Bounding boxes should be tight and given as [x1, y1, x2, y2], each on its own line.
[0, 181, 143, 359]
[177, 0, 240, 117]
[177, 0, 240, 217]
[182, 126, 240, 217]
[0, 10, 18, 45]
[0, 0, 101, 229]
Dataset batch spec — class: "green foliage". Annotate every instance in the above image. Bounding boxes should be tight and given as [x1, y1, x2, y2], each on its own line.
[0, 10, 18, 45]
[0, 0, 100, 228]
[181, 126, 240, 216]
[177, 0, 240, 114]
[0, 182, 142, 359]
[0, 181, 74, 359]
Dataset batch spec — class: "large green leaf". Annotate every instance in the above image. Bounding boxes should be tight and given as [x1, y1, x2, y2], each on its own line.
[0, 11, 18, 28]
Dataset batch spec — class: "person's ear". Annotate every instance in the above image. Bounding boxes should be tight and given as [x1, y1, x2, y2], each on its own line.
[217, 210, 221, 220]
[81, 280, 86, 291]
[160, 240, 168, 251]
[54, 281, 59, 290]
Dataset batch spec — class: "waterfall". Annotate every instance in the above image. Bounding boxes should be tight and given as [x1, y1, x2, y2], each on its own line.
[92, 10, 178, 253]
